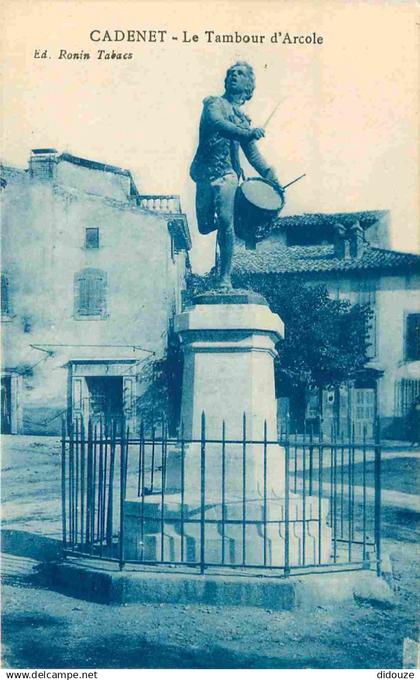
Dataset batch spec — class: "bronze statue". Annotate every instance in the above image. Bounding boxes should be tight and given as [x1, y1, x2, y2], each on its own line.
[190, 61, 281, 288]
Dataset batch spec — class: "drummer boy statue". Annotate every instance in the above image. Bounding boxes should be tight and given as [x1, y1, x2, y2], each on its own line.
[190, 61, 282, 289]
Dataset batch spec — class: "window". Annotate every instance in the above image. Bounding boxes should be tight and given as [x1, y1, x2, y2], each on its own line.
[394, 378, 420, 417]
[354, 280, 377, 359]
[1, 274, 11, 317]
[405, 313, 420, 361]
[85, 227, 100, 249]
[74, 268, 107, 318]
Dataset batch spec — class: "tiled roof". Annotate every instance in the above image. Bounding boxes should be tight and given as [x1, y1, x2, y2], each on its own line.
[272, 210, 388, 230]
[59, 152, 132, 178]
[233, 244, 420, 275]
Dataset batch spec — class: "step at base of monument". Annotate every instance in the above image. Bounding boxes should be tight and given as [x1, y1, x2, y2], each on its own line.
[39, 559, 391, 608]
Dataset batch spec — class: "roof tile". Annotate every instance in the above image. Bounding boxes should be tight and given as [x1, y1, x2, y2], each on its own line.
[233, 244, 420, 275]
[272, 210, 388, 230]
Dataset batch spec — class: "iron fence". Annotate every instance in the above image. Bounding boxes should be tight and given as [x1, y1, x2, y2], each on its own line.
[61, 414, 382, 576]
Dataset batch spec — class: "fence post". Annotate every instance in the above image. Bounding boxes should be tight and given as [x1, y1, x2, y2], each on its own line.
[302, 421, 307, 566]
[86, 419, 93, 548]
[139, 421, 146, 560]
[68, 420, 74, 547]
[221, 420, 226, 566]
[97, 419, 102, 546]
[98, 417, 105, 557]
[74, 418, 80, 546]
[80, 418, 85, 547]
[362, 425, 368, 567]
[200, 411, 206, 574]
[119, 423, 129, 570]
[180, 422, 185, 563]
[160, 419, 166, 563]
[317, 423, 323, 565]
[374, 417, 382, 576]
[263, 420, 268, 567]
[150, 421, 156, 493]
[91, 422, 97, 544]
[61, 417, 67, 548]
[309, 424, 314, 496]
[242, 413, 247, 566]
[284, 418, 290, 576]
[106, 420, 116, 549]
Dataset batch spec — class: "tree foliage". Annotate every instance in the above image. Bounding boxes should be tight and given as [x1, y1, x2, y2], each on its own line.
[236, 274, 373, 391]
[186, 271, 373, 392]
[135, 330, 183, 434]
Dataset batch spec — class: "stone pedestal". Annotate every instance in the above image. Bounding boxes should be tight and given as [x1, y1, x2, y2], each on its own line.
[124, 290, 332, 569]
[168, 290, 285, 501]
[176, 290, 283, 442]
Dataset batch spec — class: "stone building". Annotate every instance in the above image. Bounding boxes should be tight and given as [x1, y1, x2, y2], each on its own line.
[233, 210, 420, 438]
[1, 149, 191, 435]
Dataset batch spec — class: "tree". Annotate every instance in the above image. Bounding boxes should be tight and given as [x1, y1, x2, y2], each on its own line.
[252, 279, 371, 387]
[135, 329, 183, 435]
[234, 275, 374, 427]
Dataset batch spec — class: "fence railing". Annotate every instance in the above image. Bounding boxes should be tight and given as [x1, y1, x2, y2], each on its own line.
[61, 415, 382, 576]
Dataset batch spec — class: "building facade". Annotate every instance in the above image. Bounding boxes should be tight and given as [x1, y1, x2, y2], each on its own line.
[233, 210, 420, 438]
[1, 149, 191, 435]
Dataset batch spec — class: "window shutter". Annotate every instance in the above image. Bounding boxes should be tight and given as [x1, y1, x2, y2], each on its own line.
[98, 273, 106, 315]
[75, 269, 107, 317]
[366, 309, 377, 359]
[406, 314, 420, 361]
[1, 274, 10, 315]
[80, 276, 87, 314]
[356, 282, 377, 358]
[90, 276, 98, 314]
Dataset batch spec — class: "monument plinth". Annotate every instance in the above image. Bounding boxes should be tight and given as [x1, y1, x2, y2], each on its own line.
[164, 290, 285, 501]
[176, 289, 283, 441]
[124, 290, 331, 568]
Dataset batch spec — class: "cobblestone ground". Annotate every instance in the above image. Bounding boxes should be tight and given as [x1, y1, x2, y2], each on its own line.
[1, 435, 419, 669]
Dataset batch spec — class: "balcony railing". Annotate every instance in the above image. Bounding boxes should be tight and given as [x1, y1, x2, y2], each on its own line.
[136, 195, 181, 213]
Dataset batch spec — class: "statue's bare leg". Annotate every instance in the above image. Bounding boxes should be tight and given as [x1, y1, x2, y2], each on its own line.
[214, 175, 238, 288]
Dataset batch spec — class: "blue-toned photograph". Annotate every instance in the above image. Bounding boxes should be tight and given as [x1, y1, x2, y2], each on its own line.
[1, 0, 419, 672]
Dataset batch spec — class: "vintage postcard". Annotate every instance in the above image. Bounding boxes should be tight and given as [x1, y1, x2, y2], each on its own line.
[1, 0, 419, 673]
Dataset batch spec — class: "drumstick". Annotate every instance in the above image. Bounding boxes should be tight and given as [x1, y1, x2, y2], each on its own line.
[262, 99, 285, 128]
[283, 173, 306, 190]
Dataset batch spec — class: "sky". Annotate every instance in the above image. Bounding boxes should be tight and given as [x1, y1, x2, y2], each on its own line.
[1, 0, 418, 272]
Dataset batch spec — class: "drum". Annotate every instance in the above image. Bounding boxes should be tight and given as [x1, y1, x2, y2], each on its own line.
[234, 177, 285, 249]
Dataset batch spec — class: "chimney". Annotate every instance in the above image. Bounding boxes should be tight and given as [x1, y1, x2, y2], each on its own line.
[29, 148, 58, 180]
[349, 220, 365, 259]
[333, 223, 350, 259]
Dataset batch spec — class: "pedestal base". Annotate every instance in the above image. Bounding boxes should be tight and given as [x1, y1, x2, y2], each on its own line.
[124, 493, 331, 568]
[125, 294, 331, 570]
[165, 441, 286, 502]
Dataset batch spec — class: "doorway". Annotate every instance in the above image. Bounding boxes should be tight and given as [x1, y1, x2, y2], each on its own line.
[1, 377, 11, 433]
[85, 376, 123, 420]
[353, 387, 375, 439]
[69, 361, 137, 433]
